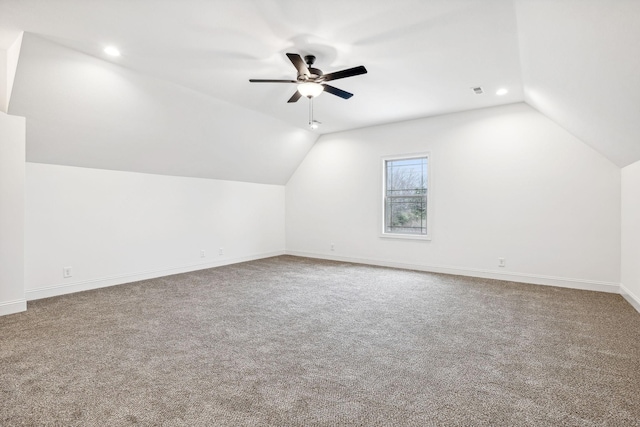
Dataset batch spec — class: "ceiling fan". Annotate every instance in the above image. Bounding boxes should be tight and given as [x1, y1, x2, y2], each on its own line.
[249, 53, 367, 103]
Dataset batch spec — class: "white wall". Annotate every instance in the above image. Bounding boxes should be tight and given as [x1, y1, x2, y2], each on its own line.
[25, 163, 285, 300]
[0, 33, 23, 113]
[286, 103, 621, 291]
[0, 112, 26, 315]
[4, 32, 23, 113]
[621, 160, 640, 312]
[0, 48, 6, 113]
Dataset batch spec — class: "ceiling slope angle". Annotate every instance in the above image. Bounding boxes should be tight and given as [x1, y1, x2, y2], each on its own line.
[8, 33, 317, 184]
[515, 0, 640, 167]
[4, 0, 637, 167]
[0, 0, 524, 136]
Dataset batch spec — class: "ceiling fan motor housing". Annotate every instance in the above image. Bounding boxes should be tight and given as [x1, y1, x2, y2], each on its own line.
[298, 55, 323, 81]
[300, 68, 323, 81]
[298, 55, 322, 81]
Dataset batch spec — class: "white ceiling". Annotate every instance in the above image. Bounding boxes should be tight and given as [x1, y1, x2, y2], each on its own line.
[9, 33, 318, 184]
[1, 0, 639, 169]
[0, 0, 524, 134]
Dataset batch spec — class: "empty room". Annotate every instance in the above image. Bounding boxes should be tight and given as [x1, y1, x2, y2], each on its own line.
[1, 0, 639, 425]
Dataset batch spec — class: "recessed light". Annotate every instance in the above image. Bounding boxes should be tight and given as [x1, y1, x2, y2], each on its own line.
[103, 46, 121, 57]
[496, 88, 508, 96]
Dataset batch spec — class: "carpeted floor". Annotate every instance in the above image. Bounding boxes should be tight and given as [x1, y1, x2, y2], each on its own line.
[1, 256, 639, 426]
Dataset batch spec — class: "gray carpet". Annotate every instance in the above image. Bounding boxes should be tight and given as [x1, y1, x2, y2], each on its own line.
[1, 256, 639, 426]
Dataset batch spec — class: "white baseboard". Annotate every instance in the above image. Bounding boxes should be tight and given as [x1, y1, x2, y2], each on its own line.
[285, 250, 620, 294]
[22, 250, 637, 314]
[25, 250, 285, 301]
[620, 284, 640, 314]
[0, 298, 27, 316]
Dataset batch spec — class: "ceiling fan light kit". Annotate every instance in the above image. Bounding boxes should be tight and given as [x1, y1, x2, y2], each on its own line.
[297, 82, 324, 98]
[250, 53, 367, 128]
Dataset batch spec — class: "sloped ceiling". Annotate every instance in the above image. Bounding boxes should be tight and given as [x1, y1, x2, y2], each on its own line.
[9, 33, 316, 184]
[515, 0, 640, 167]
[0, 0, 638, 180]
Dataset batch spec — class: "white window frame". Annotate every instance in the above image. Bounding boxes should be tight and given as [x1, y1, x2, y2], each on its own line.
[380, 152, 432, 241]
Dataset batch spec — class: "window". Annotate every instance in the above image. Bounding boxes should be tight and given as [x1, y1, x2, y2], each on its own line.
[382, 154, 430, 239]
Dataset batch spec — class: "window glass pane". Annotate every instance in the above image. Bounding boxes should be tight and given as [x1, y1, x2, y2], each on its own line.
[386, 196, 426, 234]
[385, 156, 428, 235]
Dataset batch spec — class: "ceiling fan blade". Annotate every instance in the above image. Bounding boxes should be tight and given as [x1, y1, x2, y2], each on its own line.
[321, 65, 367, 82]
[286, 53, 310, 78]
[249, 79, 297, 83]
[287, 91, 302, 103]
[322, 84, 354, 99]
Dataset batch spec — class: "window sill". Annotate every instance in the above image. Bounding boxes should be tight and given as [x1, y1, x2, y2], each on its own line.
[380, 233, 431, 241]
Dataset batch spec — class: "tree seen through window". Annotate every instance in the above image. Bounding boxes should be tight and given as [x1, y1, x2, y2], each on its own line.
[384, 156, 428, 235]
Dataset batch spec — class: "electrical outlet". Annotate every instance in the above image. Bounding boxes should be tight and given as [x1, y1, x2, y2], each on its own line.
[200, 250, 206, 258]
[63, 267, 73, 278]
[498, 258, 506, 267]
[219, 247, 224, 256]
[331, 243, 335, 251]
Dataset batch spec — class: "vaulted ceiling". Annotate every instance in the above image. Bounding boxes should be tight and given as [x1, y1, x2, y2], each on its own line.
[1, 0, 638, 181]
